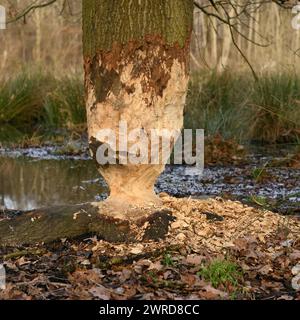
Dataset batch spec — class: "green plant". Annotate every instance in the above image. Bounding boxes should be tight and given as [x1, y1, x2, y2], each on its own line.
[251, 162, 270, 183]
[1, 70, 300, 147]
[0, 71, 86, 146]
[43, 75, 85, 129]
[0, 71, 55, 129]
[248, 73, 300, 143]
[249, 195, 270, 209]
[185, 71, 252, 141]
[197, 259, 242, 288]
[143, 271, 158, 284]
[162, 253, 175, 267]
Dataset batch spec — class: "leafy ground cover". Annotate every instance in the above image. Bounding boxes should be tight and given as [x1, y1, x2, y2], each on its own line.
[0, 195, 299, 300]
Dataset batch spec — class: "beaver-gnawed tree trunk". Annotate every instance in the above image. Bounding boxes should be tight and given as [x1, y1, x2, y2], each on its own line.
[83, 0, 194, 211]
[0, 1, 194, 246]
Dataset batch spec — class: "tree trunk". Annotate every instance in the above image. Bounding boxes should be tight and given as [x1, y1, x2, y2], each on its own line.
[83, 0, 194, 212]
[0, 204, 174, 246]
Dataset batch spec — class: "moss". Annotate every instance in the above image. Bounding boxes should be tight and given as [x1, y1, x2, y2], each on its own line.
[82, 0, 194, 57]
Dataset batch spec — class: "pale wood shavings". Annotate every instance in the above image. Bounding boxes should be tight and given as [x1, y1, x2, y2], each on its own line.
[159, 195, 299, 254]
[90, 195, 300, 257]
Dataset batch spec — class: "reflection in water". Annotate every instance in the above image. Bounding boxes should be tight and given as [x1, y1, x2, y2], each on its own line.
[0, 157, 107, 210]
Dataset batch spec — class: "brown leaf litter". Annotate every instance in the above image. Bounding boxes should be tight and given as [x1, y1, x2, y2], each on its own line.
[0, 194, 299, 300]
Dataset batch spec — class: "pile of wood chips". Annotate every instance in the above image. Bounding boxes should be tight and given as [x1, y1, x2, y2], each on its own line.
[162, 194, 300, 252]
[93, 194, 300, 257]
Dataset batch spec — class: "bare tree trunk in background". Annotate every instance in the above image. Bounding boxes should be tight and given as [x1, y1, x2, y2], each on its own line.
[82, 0, 194, 213]
[247, 14, 254, 60]
[253, 7, 260, 65]
[217, 7, 234, 72]
[274, 4, 282, 68]
[34, 9, 42, 63]
[210, 18, 218, 69]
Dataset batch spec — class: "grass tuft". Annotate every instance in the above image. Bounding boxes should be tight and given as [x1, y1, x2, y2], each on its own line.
[197, 259, 242, 288]
[0, 71, 86, 145]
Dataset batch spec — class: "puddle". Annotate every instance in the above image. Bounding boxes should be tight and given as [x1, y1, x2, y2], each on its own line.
[0, 149, 299, 214]
[0, 156, 107, 211]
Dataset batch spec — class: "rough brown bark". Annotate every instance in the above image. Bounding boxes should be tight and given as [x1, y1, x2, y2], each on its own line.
[0, 204, 174, 246]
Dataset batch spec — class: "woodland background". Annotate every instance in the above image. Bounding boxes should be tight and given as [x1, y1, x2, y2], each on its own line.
[0, 0, 300, 145]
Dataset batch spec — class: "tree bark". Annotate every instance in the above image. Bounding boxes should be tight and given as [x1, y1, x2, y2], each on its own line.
[83, 0, 194, 211]
[0, 204, 174, 246]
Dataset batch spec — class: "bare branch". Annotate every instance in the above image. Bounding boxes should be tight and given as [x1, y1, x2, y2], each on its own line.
[7, 0, 58, 24]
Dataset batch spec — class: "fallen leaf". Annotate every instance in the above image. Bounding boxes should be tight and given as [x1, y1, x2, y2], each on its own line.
[258, 264, 272, 275]
[201, 285, 228, 299]
[291, 274, 300, 291]
[120, 269, 132, 281]
[89, 285, 111, 300]
[184, 255, 204, 265]
[181, 274, 196, 286]
[148, 261, 163, 271]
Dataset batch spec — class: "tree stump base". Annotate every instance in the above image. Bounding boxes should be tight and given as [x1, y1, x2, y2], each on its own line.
[0, 203, 175, 246]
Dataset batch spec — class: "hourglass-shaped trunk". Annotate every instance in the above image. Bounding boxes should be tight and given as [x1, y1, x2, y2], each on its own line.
[83, 0, 193, 209]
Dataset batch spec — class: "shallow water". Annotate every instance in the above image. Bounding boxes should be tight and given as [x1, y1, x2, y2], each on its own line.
[0, 157, 107, 210]
[0, 148, 299, 214]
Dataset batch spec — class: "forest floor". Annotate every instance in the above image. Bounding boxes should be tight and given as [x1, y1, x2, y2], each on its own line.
[0, 137, 300, 300]
[0, 195, 299, 300]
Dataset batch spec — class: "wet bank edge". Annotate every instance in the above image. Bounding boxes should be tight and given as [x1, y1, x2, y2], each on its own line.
[0, 146, 299, 216]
